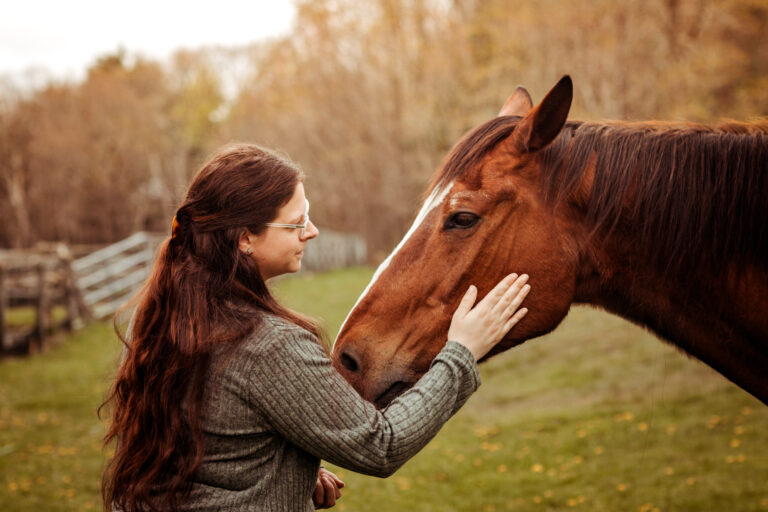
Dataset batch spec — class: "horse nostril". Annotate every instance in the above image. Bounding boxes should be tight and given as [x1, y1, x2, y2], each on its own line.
[340, 352, 359, 372]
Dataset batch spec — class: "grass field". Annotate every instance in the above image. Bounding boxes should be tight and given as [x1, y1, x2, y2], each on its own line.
[1, 266, 766, 511]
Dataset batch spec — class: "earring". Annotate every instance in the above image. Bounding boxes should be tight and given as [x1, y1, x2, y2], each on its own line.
[246, 247, 253, 255]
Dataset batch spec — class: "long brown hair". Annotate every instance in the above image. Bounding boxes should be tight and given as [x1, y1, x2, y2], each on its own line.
[101, 143, 323, 512]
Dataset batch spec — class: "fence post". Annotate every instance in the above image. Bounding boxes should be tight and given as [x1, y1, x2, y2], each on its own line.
[0, 265, 5, 352]
[58, 245, 82, 331]
[34, 263, 47, 353]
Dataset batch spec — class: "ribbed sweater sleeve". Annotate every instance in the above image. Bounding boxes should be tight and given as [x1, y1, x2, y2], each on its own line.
[249, 319, 481, 478]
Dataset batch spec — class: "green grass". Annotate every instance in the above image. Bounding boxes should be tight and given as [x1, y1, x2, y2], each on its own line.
[0, 321, 118, 511]
[1, 266, 766, 511]
[4, 306, 69, 328]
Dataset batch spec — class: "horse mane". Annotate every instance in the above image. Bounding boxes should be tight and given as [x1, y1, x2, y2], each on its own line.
[545, 120, 768, 274]
[429, 116, 520, 194]
[431, 116, 768, 275]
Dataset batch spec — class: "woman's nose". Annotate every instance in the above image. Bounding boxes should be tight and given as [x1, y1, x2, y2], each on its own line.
[302, 220, 319, 240]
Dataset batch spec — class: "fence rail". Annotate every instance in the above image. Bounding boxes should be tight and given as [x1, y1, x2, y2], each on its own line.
[72, 231, 161, 320]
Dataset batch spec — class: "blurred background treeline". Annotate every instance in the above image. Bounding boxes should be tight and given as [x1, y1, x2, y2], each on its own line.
[1, 0, 767, 256]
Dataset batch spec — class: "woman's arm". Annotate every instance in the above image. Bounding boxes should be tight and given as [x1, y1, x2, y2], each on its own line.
[250, 327, 479, 477]
[248, 273, 529, 477]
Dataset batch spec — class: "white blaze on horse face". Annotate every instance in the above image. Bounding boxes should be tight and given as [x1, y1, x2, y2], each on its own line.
[334, 182, 454, 347]
[449, 191, 475, 210]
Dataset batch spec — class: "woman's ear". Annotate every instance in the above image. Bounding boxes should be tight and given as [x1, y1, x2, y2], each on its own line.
[239, 230, 255, 255]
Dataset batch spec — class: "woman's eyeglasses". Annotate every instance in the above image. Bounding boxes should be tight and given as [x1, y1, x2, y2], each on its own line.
[265, 199, 310, 238]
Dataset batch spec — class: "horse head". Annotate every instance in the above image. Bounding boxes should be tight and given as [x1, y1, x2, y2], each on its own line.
[333, 76, 582, 408]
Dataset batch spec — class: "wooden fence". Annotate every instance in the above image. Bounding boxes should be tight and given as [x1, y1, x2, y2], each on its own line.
[0, 233, 159, 356]
[0, 245, 82, 355]
[301, 231, 367, 272]
[71, 231, 161, 320]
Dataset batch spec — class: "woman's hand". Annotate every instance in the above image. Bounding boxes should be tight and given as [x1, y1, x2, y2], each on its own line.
[312, 467, 345, 509]
[447, 273, 530, 361]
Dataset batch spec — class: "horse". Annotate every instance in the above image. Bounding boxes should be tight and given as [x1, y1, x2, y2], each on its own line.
[331, 75, 768, 409]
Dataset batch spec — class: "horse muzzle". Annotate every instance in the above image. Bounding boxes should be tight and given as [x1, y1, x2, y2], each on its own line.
[333, 342, 421, 409]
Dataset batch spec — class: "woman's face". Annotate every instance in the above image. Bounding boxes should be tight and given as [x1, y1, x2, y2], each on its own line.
[245, 182, 319, 280]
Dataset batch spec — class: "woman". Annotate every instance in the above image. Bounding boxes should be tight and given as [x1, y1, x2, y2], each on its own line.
[101, 143, 530, 511]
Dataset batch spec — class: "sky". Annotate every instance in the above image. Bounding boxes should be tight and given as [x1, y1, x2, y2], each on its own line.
[0, 0, 296, 84]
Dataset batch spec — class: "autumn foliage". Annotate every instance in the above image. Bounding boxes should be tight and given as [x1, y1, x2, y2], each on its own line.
[1, 0, 766, 254]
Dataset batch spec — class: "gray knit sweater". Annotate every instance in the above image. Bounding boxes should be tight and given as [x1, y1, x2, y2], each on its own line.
[178, 314, 480, 511]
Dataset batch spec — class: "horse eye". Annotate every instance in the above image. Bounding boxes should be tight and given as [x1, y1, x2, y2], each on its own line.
[444, 211, 480, 230]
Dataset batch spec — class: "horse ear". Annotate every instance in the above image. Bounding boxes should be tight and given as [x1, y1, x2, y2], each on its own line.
[498, 86, 533, 117]
[510, 75, 573, 153]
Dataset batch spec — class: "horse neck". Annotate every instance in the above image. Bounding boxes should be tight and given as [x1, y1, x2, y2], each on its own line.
[559, 122, 768, 404]
[574, 238, 768, 404]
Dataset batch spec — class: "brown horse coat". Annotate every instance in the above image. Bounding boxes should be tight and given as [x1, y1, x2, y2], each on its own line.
[333, 76, 768, 408]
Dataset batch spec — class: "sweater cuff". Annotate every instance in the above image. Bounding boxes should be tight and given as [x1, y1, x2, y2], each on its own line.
[436, 340, 482, 391]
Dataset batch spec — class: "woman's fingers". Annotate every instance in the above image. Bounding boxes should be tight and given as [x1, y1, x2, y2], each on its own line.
[318, 475, 337, 507]
[502, 282, 530, 327]
[447, 272, 531, 361]
[478, 273, 518, 309]
[323, 476, 338, 506]
[313, 478, 325, 506]
[490, 275, 529, 317]
[323, 468, 344, 498]
[313, 468, 343, 508]
[453, 284, 478, 319]
[325, 475, 341, 507]
[325, 474, 341, 499]
[504, 307, 529, 333]
[330, 473, 345, 490]
[506, 283, 531, 316]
